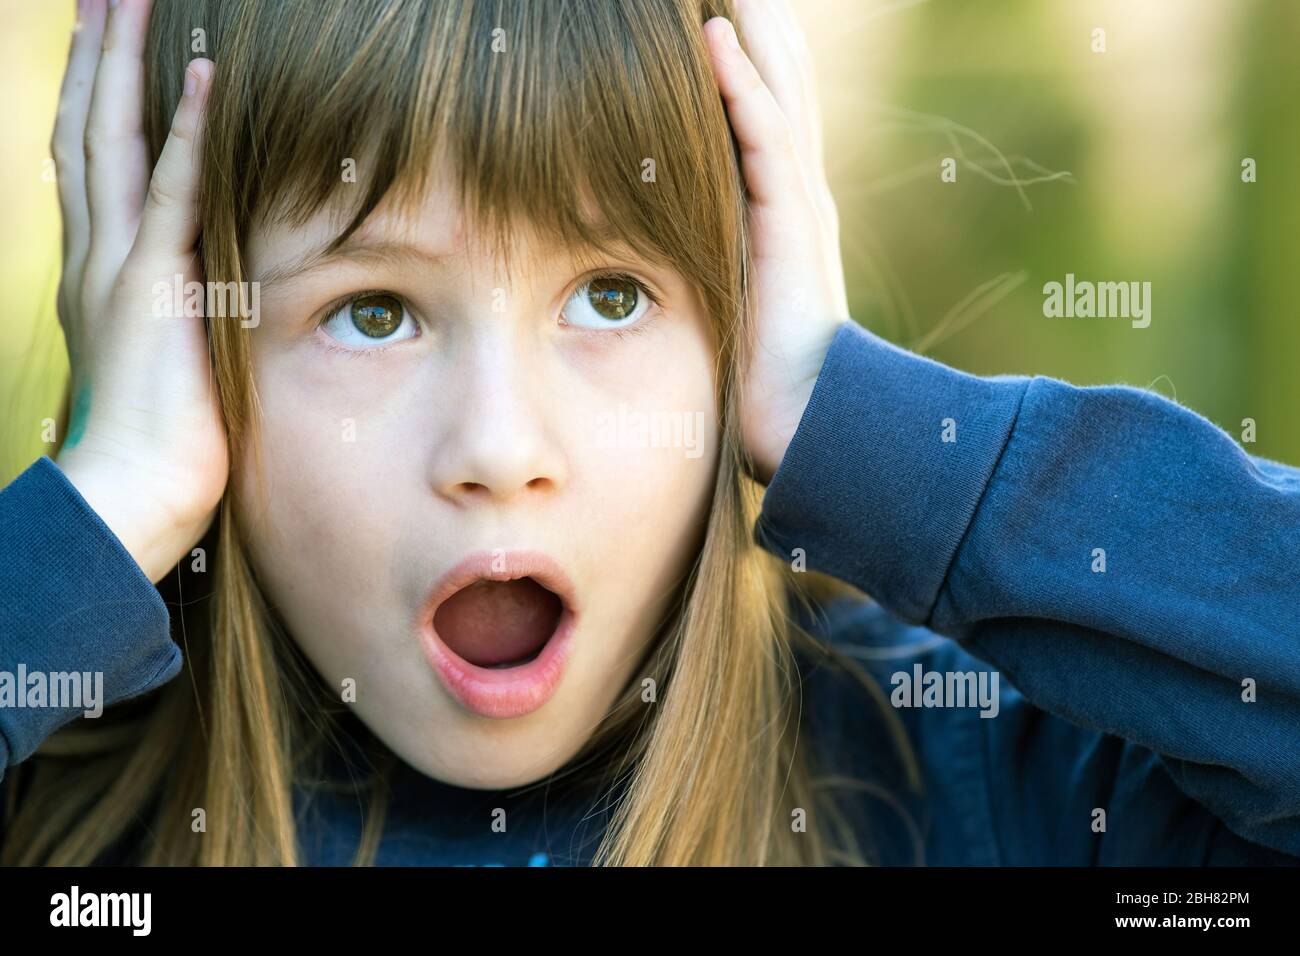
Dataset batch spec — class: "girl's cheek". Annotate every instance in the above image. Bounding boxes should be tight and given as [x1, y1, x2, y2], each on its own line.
[234, 358, 393, 573]
[569, 367, 720, 524]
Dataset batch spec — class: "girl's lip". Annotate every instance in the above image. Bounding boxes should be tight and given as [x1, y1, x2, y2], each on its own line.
[415, 550, 579, 719]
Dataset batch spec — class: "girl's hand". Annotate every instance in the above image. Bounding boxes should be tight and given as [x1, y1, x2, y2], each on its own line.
[50, 0, 227, 583]
[704, 2, 851, 485]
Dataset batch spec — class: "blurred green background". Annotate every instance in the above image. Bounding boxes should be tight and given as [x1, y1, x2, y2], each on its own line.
[3, 0, 1297, 483]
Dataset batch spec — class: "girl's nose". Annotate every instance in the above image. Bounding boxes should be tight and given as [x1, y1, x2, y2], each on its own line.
[427, 337, 568, 505]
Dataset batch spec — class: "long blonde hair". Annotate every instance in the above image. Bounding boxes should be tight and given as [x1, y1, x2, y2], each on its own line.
[3, 0, 914, 866]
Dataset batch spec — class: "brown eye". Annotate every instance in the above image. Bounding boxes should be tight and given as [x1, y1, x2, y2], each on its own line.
[561, 274, 653, 331]
[586, 276, 640, 321]
[321, 292, 417, 349]
[350, 294, 404, 338]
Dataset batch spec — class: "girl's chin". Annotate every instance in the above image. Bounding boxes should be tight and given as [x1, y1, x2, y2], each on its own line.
[368, 700, 591, 791]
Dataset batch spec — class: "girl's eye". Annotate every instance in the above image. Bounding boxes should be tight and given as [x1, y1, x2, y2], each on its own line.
[561, 274, 653, 330]
[320, 292, 417, 348]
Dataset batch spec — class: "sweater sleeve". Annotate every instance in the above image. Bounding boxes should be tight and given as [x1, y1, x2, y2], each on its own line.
[755, 319, 1300, 859]
[0, 456, 182, 782]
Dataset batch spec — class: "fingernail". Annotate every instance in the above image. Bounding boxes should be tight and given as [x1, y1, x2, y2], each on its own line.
[724, 20, 740, 51]
[184, 67, 198, 97]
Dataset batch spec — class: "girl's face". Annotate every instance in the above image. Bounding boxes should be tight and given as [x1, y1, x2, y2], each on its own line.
[238, 166, 721, 788]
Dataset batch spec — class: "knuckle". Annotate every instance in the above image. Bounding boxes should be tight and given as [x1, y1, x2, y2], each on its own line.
[74, 278, 95, 319]
[104, 265, 142, 310]
[80, 260, 113, 307]
[64, 235, 89, 268]
[168, 115, 195, 146]
[768, 115, 797, 153]
[146, 174, 179, 210]
[82, 125, 109, 162]
[78, 259, 99, 294]
[51, 134, 82, 177]
[742, 62, 768, 97]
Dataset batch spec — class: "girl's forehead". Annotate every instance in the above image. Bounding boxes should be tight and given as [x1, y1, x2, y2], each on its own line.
[247, 186, 634, 293]
[247, 165, 634, 283]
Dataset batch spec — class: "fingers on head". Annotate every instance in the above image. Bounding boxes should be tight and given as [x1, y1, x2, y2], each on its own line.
[705, 17, 790, 144]
[135, 58, 213, 257]
[51, 0, 108, 166]
[52, 0, 111, 266]
[704, 17, 800, 201]
[84, 0, 153, 247]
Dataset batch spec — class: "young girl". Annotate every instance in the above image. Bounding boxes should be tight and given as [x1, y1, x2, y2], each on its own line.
[1, 0, 1296, 866]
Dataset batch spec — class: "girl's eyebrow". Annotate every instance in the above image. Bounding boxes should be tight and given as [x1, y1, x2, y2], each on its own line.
[254, 240, 460, 290]
[254, 228, 657, 292]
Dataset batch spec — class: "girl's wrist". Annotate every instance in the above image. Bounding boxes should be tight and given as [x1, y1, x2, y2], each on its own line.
[56, 450, 205, 584]
[745, 320, 845, 485]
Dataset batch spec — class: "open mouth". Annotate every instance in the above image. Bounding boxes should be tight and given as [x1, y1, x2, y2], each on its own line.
[417, 550, 579, 718]
[432, 576, 565, 670]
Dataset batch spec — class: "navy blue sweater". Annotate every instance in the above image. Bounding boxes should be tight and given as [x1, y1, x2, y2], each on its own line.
[2, 319, 1297, 865]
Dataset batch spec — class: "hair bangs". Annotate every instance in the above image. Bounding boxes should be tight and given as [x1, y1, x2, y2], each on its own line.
[150, 0, 741, 281]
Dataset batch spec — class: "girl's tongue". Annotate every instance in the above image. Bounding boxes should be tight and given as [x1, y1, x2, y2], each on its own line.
[433, 578, 563, 668]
